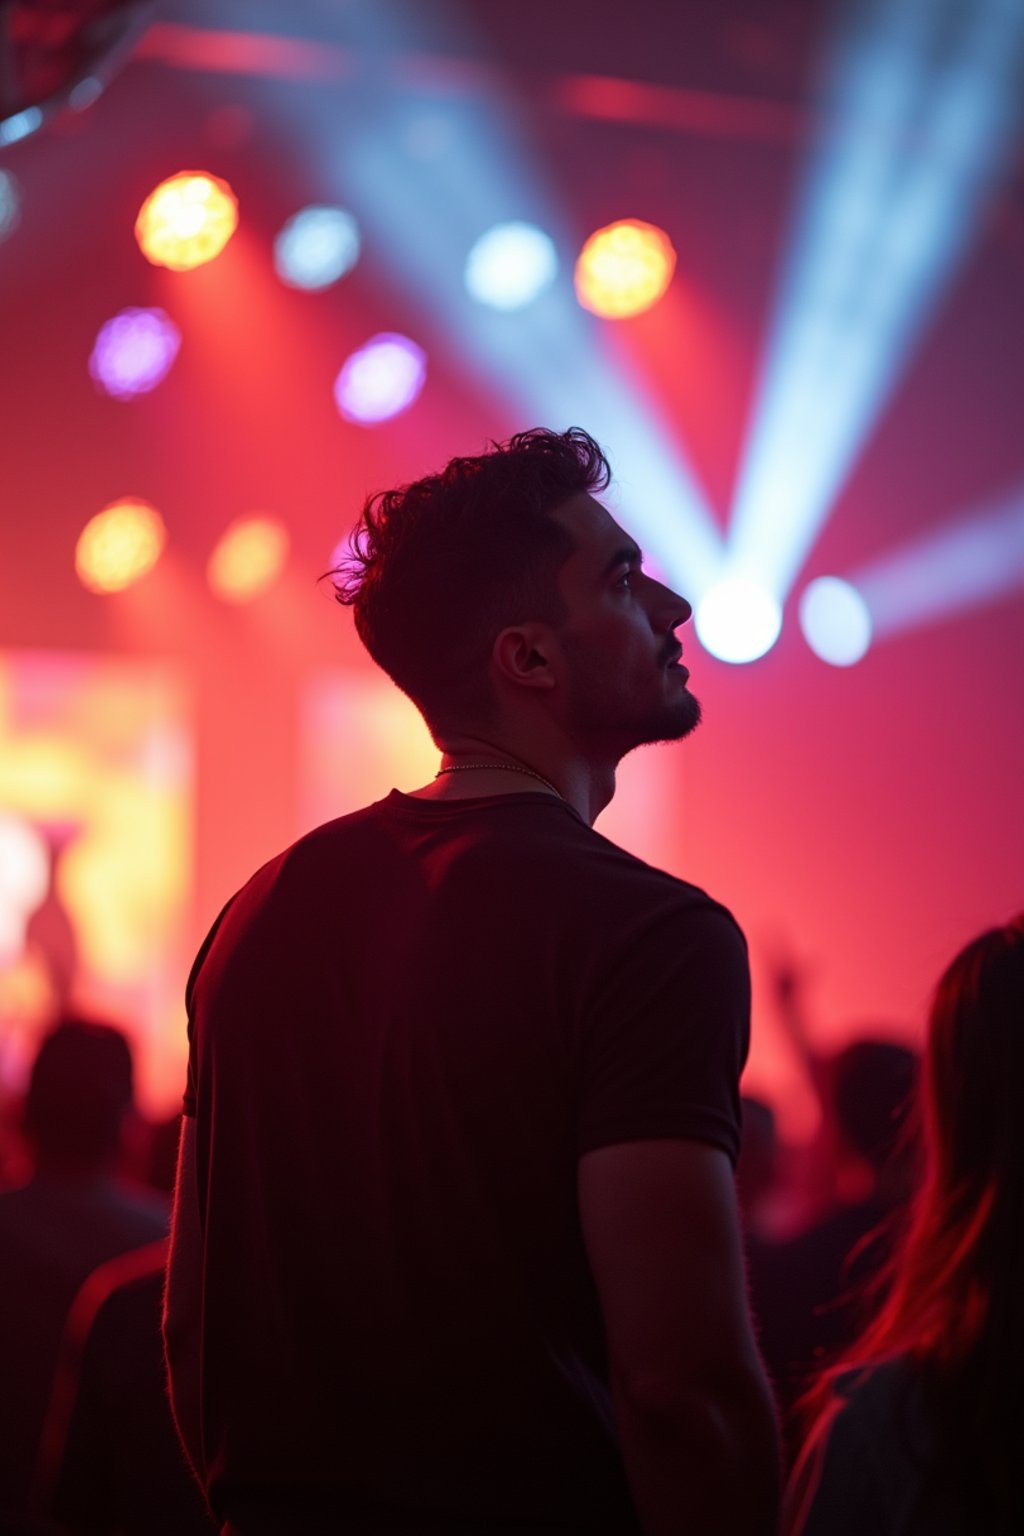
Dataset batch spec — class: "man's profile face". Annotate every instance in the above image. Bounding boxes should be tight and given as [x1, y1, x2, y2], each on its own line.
[547, 494, 701, 757]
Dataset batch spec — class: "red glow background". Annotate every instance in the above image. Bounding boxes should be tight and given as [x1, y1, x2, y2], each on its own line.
[1, 1, 1022, 1135]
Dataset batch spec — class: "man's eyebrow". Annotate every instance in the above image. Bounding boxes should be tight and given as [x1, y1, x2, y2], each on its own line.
[599, 543, 643, 579]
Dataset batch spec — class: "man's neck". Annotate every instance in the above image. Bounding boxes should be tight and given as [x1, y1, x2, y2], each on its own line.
[411, 733, 617, 827]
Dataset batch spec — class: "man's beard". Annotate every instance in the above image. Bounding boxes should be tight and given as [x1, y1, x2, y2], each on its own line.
[565, 667, 703, 757]
[630, 685, 702, 749]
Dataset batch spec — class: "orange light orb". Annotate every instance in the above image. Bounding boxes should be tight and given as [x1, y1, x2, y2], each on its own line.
[75, 499, 166, 594]
[574, 219, 677, 318]
[207, 517, 289, 604]
[135, 171, 238, 271]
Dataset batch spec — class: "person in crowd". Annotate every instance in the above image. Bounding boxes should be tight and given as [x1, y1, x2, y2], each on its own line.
[786, 914, 1024, 1535]
[165, 427, 779, 1535]
[0, 1017, 168, 1515]
[736, 1094, 781, 1241]
[751, 1039, 918, 1431]
[32, 1239, 215, 1534]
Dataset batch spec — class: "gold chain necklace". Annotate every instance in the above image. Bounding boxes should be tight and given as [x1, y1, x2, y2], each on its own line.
[434, 761, 563, 800]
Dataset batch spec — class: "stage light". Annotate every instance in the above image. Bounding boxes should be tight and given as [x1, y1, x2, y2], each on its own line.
[135, 171, 238, 271]
[333, 137, 723, 592]
[88, 307, 181, 400]
[799, 576, 872, 665]
[299, 2, 723, 596]
[274, 205, 360, 291]
[0, 814, 49, 914]
[334, 333, 427, 424]
[207, 516, 290, 604]
[854, 485, 1024, 641]
[464, 221, 558, 311]
[695, 578, 782, 664]
[0, 107, 42, 147]
[574, 219, 676, 319]
[726, 0, 1024, 602]
[0, 170, 20, 242]
[75, 500, 166, 594]
[0, 813, 48, 965]
[69, 76, 104, 112]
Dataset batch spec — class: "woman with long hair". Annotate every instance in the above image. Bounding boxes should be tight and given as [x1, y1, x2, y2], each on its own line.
[786, 914, 1024, 1536]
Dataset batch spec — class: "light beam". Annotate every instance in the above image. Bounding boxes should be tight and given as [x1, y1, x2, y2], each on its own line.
[726, 0, 1024, 604]
[275, 0, 726, 599]
[853, 486, 1024, 639]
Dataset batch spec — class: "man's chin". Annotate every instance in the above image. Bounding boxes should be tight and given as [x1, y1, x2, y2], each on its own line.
[628, 690, 702, 750]
[666, 691, 702, 742]
[677, 687, 702, 734]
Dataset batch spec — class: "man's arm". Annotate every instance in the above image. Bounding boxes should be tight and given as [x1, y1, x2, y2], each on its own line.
[578, 1137, 779, 1536]
[162, 1114, 205, 1480]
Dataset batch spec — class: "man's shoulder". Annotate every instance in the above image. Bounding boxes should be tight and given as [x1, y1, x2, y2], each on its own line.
[194, 793, 742, 968]
[186, 802, 395, 997]
[581, 822, 744, 936]
[230, 799, 396, 903]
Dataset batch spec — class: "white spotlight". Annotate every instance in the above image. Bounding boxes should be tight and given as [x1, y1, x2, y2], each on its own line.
[799, 576, 872, 665]
[0, 169, 20, 242]
[855, 486, 1024, 640]
[695, 579, 783, 664]
[0, 814, 49, 961]
[725, 0, 1024, 603]
[0, 107, 43, 147]
[464, 221, 558, 311]
[274, 206, 361, 291]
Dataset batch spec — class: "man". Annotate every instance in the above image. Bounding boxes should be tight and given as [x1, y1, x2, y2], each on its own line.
[165, 428, 779, 1534]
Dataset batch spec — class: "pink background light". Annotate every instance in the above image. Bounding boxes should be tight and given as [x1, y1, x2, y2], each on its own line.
[1, 8, 1022, 1134]
[88, 307, 182, 400]
[334, 334, 427, 424]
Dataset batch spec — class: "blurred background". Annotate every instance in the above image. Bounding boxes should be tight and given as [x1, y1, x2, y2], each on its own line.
[1, 0, 1022, 1142]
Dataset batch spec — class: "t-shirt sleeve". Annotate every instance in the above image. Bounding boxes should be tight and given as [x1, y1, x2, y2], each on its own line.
[181, 894, 239, 1118]
[575, 900, 750, 1165]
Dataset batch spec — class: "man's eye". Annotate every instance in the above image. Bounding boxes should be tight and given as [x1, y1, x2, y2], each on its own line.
[616, 570, 634, 589]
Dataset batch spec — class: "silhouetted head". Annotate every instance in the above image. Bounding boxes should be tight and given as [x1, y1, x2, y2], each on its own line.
[832, 1038, 918, 1174]
[332, 427, 698, 752]
[925, 914, 1024, 1222]
[24, 1017, 134, 1174]
[792, 917, 1024, 1530]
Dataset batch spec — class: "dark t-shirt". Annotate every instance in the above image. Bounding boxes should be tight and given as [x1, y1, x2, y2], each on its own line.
[183, 790, 750, 1533]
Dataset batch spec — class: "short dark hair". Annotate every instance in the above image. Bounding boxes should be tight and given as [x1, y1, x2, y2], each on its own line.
[331, 427, 611, 731]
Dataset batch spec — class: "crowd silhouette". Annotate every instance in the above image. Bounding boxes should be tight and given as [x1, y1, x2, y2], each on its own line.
[0, 915, 1020, 1533]
[0, 1019, 213, 1534]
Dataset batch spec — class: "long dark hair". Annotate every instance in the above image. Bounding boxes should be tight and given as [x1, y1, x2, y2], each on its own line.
[789, 915, 1024, 1531]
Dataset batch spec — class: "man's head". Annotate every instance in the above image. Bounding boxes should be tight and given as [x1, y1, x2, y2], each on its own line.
[334, 426, 698, 754]
[24, 1016, 134, 1175]
[334, 428, 600, 732]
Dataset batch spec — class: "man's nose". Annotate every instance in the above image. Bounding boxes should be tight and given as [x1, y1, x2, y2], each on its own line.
[651, 580, 692, 629]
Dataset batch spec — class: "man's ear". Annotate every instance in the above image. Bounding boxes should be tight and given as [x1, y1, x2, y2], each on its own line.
[492, 625, 557, 691]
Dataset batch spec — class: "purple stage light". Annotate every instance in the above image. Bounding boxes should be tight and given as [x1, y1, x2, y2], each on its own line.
[333, 333, 427, 425]
[89, 307, 182, 400]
